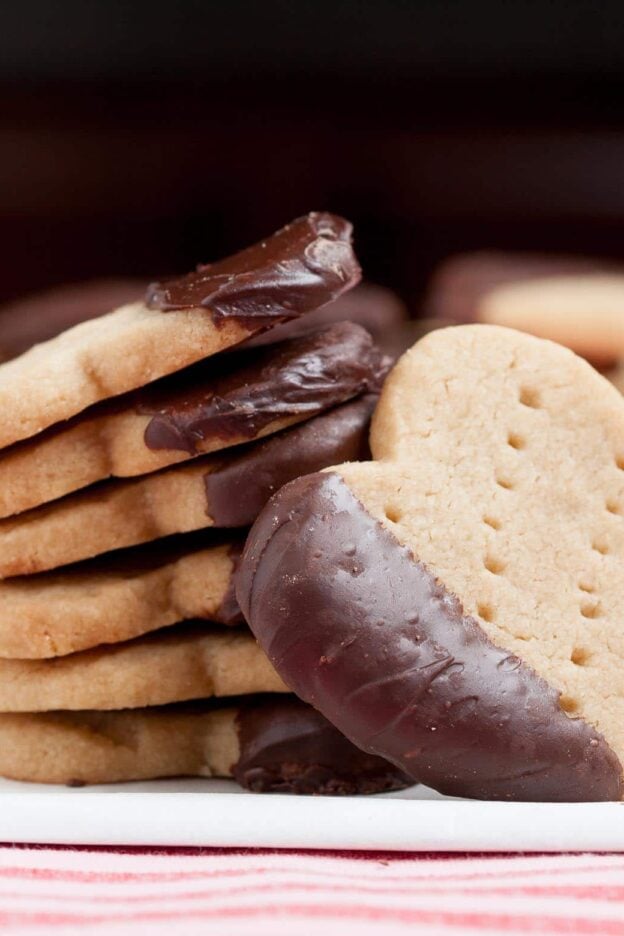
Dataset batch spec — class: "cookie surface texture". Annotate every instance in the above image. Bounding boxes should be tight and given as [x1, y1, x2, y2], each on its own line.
[0, 624, 286, 712]
[0, 536, 243, 659]
[239, 324, 624, 801]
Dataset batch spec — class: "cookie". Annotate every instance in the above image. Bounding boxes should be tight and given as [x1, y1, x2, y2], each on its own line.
[0, 278, 144, 363]
[0, 395, 374, 578]
[0, 323, 384, 520]
[0, 623, 287, 712]
[425, 251, 624, 366]
[239, 324, 624, 802]
[0, 534, 243, 660]
[0, 213, 360, 451]
[0, 697, 411, 790]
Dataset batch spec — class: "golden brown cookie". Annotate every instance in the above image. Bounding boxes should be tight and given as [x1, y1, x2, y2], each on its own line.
[239, 324, 624, 802]
[0, 535, 243, 660]
[0, 395, 374, 578]
[0, 697, 410, 790]
[0, 213, 360, 450]
[0, 279, 144, 363]
[0, 323, 383, 519]
[0, 623, 287, 712]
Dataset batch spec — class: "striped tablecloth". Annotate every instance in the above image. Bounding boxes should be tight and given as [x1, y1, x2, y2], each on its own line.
[0, 847, 622, 934]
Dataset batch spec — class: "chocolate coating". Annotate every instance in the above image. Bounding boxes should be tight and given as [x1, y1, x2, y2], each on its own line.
[205, 395, 375, 527]
[140, 322, 385, 453]
[238, 472, 624, 802]
[146, 213, 361, 329]
[234, 696, 411, 795]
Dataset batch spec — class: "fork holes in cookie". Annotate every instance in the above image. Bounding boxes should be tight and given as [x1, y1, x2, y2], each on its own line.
[571, 647, 591, 666]
[384, 505, 402, 524]
[496, 475, 514, 491]
[606, 497, 621, 515]
[580, 600, 601, 620]
[592, 539, 609, 556]
[477, 602, 495, 623]
[483, 555, 505, 575]
[616, 454, 624, 471]
[519, 386, 541, 409]
[578, 581, 595, 594]
[560, 695, 579, 714]
[483, 515, 501, 531]
[507, 431, 526, 450]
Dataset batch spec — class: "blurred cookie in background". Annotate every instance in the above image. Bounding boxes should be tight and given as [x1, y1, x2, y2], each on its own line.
[425, 251, 624, 368]
[608, 361, 624, 394]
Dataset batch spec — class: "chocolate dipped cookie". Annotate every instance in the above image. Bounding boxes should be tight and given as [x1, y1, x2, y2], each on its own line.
[0, 212, 360, 451]
[0, 396, 375, 577]
[0, 322, 384, 519]
[239, 324, 624, 802]
[0, 697, 411, 790]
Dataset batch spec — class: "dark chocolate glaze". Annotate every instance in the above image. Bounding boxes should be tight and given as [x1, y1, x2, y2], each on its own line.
[139, 323, 386, 454]
[146, 213, 361, 329]
[237, 472, 624, 802]
[214, 542, 245, 625]
[205, 395, 375, 527]
[233, 696, 411, 795]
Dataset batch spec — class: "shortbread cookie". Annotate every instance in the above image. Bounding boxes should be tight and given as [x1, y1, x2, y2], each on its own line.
[0, 534, 243, 660]
[0, 623, 287, 712]
[0, 323, 383, 519]
[0, 279, 144, 363]
[426, 251, 624, 365]
[0, 697, 411, 790]
[0, 395, 374, 577]
[0, 213, 360, 450]
[239, 324, 624, 802]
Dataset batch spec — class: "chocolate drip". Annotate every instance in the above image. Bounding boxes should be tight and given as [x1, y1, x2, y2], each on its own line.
[238, 472, 624, 802]
[146, 213, 361, 329]
[205, 395, 375, 527]
[139, 323, 386, 454]
[233, 696, 411, 795]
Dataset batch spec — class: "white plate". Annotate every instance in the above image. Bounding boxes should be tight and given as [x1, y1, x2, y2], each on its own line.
[1, 777, 623, 851]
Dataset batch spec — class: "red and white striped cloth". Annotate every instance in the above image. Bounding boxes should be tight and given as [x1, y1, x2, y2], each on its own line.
[0, 847, 622, 935]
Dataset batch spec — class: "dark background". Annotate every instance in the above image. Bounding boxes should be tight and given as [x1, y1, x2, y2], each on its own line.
[2, 0, 624, 309]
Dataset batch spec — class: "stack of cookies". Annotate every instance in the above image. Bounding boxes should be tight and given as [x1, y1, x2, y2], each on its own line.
[0, 212, 410, 794]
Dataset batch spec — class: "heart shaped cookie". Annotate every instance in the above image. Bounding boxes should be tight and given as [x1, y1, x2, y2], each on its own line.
[238, 324, 624, 801]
